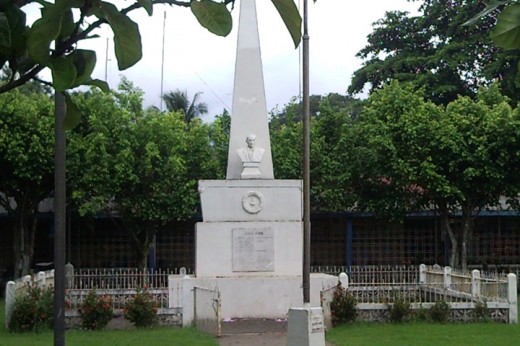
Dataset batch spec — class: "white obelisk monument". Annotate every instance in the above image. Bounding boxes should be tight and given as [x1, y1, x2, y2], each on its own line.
[170, 0, 336, 330]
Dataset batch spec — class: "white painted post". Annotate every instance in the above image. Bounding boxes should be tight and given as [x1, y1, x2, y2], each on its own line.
[5, 281, 15, 329]
[419, 264, 426, 284]
[37, 271, 46, 287]
[22, 275, 31, 286]
[507, 273, 517, 324]
[65, 263, 74, 289]
[181, 275, 194, 327]
[471, 269, 481, 297]
[339, 272, 349, 289]
[444, 266, 452, 289]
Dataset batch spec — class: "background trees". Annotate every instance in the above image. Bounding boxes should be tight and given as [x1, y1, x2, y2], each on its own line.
[344, 81, 520, 270]
[348, 0, 520, 106]
[162, 89, 208, 123]
[0, 88, 54, 277]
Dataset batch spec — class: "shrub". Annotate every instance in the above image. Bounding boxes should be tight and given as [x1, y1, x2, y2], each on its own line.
[124, 288, 158, 328]
[79, 289, 113, 330]
[8, 282, 54, 332]
[388, 297, 411, 323]
[472, 300, 490, 322]
[429, 300, 450, 323]
[330, 282, 358, 326]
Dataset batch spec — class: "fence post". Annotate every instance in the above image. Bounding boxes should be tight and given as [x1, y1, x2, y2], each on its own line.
[5, 281, 15, 329]
[37, 271, 46, 287]
[182, 275, 194, 327]
[339, 272, 349, 288]
[444, 266, 452, 289]
[419, 264, 426, 284]
[65, 263, 74, 289]
[507, 273, 518, 324]
[471, 269, 481, 297]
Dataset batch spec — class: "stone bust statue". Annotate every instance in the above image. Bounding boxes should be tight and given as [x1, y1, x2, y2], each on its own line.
[237, 133, 265, 163]
[237, 133, 265, 179]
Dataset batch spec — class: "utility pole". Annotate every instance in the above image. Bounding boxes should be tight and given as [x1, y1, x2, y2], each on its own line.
[302, 0, 310, 304]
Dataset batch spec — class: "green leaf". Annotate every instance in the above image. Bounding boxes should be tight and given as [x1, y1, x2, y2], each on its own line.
[138, 0, 153, 16]
[0, 13, 11, 47]
[71, 49, 96, 86]
[84, 78, 110, 93]
[463, 0, 508, 26]
[63, 93, 82, 130]
[4, 5, 27, 55]
[100, 2, 142, 70]
[27, 7, 63, 63]
[491, 4, 520, 50]
[59, 9, 75, 40]
[271, 0, 302, 48]
[191, 0, 232, 37]
[50, 55, 77, 91]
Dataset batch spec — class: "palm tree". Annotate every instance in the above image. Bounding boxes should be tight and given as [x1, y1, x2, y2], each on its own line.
[161, 89, 208, 123]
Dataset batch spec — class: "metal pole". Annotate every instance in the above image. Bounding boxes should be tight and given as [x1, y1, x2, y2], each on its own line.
[53, 92, 66, 346]
[302, 0, 311, 304]
[160, 10, 166, 111]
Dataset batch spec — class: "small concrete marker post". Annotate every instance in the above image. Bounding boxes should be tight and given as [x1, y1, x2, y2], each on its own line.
[287, 305, 325, 346]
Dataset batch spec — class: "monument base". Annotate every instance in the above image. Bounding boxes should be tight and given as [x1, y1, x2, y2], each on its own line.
[287, 305, 326, 346]
[169, 273, 337, 326]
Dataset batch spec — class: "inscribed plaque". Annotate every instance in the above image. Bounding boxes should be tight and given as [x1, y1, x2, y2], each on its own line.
[232, 228, 274, 272]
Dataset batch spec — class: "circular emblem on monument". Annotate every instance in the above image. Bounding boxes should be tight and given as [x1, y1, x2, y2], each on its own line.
[242, 191, 264, 214]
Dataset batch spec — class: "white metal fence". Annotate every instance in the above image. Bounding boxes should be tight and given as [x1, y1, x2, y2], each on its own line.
[322, 264, 517, 323]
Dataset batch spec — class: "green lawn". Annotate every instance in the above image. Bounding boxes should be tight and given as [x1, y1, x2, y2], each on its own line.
[327, 321, 520, 346]
[0, 300, 218, 346]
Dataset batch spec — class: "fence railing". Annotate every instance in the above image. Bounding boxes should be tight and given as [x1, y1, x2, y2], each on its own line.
[329, 264, 518, 323]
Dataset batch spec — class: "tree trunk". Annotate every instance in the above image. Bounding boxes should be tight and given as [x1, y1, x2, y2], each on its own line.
[461, 203, 475, 273]
[439, 207, 459, 268]
[12, 207, 38, 278]
[127, 222, 154, 270]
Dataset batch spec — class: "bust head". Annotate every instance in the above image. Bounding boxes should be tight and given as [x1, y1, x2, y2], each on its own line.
[245, 133, 256, 148]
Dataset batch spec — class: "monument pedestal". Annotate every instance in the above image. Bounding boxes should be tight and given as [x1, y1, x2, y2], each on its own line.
[171, 180, 337, 325]
[169, 273, 336, 325]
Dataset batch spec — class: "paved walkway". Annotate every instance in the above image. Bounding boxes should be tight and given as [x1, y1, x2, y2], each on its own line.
[218, 319, 287, 346]
[217, 319, 334, 346]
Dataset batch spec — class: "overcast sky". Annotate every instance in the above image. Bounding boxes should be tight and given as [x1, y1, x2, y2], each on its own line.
[32, 1, 420, 119]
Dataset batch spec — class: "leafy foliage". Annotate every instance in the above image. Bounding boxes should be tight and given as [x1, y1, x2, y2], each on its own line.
[387, 297, 411, 323]
[330, 282, 358, 326]
[472, 300, 490, 322]
[79, 289, 114, 330]
[349, 0, 520, 105]
[68, 80, 223, 268]
[162, 89, 208, 123]
[124, 288, 158, 328]
[429, 300, 450, 323]
[0, 89, 54, 277]
[344, 81, 520, 270]
[9, 282, 54, 333]
[0, 0, 302, 96]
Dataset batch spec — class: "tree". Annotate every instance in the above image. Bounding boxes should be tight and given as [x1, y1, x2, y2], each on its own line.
[0, 89, 54, 277]
[345, 81, 520, 270]
[69, 81, 222, 268]
[162, 89, 208, 123]
[349, 0, 520, 106]
[0, 0, 302, 101]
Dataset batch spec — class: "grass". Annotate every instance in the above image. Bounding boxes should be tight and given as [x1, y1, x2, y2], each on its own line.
[0, 300, 218, 346]
[326, 322, 520, 346]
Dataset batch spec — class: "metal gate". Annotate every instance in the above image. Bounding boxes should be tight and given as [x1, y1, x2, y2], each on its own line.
[194, 286, 221, 336]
